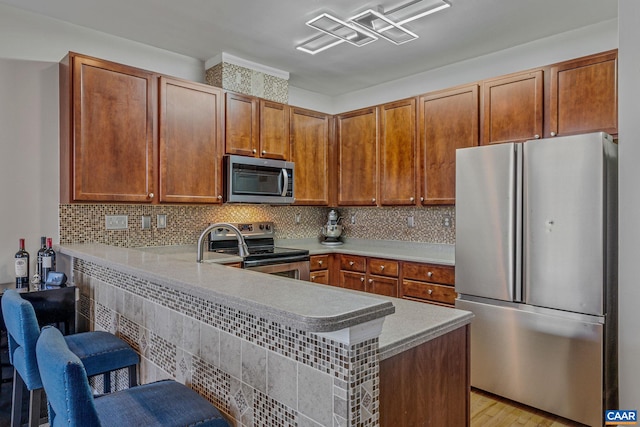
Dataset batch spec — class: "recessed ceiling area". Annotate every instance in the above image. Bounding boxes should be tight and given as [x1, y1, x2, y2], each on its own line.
[0, 0, 618, 96]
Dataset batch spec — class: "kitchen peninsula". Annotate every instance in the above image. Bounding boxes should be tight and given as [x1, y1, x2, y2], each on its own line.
[57, 243, 472, 427]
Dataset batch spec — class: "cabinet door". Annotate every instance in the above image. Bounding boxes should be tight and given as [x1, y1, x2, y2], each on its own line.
[159, 77, 223, 203]
[340, 271, 366, 291]
[310, 270, 329, 285]
[225, 92, 259, 156]
[260, 100, 290, 160]
[482, 70, 543, 145]
[419, 84, 479, 205]
[337, 108, 378, 206]
[379, 99, 418, 205]
[290, 108, 331, 205]
[70, 55, 155, 202]
[549, 50, 617, 137]
[367, 275, 399, 297]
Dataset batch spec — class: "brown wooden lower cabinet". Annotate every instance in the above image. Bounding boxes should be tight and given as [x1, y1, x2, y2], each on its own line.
[340, 270, 366, 291]
[367, 275, 398, 297]
[379, 325, 470, 426]
[309, 269, 329, 284]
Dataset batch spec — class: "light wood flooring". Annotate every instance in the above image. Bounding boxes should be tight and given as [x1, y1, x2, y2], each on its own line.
[471, 388, 586, 427]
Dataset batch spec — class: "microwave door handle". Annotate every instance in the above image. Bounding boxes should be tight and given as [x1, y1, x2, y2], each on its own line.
[280, 168, 289, 196]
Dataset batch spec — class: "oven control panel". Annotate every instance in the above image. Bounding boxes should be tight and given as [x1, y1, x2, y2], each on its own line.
[209, 222, 275, 241]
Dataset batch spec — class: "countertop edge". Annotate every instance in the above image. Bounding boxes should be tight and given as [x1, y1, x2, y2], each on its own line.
[378, 312, 473, 360]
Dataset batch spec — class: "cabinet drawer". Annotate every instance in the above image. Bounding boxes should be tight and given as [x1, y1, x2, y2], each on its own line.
[310, 270, 329, 285]
[340, 271, 366, 291]
[340, 255, 366, 273]
[367, 275, 398, 297]
[402, 280, 457, 305]
[368, 258, 399, 278]
[403, 262, 454, 285]
[310, 255, 329, 271]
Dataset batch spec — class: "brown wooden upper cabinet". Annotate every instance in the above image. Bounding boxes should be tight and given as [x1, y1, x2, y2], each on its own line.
[336, 107, 378, 206]
[379, 98, 418, 206]
[549, 49, 617, 138]
[289, 107, 332, 206]
[60, 53, 156, 203]
[482, 70, 544, 145]
[419, 84, 479, 205]
[159, 77, 224, 204]
[224, 93, 290, 160]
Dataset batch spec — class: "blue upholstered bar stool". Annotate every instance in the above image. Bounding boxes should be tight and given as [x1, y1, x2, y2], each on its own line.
[2, 289, 140, 427]
[37, 325, 230, 427]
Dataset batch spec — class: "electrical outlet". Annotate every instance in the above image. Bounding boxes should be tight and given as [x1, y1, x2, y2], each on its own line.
[295, 213, 301, 224]
[351, 213, 356, 225]
[407, 216, 415, 228]
[157, 214, 167, 229]
[443, 215, 452, 228]
[141, 215, 151, 230]
[105, 215, 128, 230]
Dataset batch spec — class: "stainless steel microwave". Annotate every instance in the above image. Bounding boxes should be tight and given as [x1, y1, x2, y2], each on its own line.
[224, 155, 295, 204]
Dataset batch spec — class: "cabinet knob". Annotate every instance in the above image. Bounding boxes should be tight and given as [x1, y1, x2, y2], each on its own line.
[427, 271, 433, 278]
[428, 289, 433, 295]
[550, 132, 557, 137]
[311, 275, 316, 281]
[534, 134, 540, 139]
[371, 198, 376, 203]
[349, 261, 355, 266]
[410, 197, 415, 202]
[360, 277, 365, 282]
[252, 149, 257, 154]
[420, 197, 424, 202]
[262, 150, 266, 155]
[380, 265, 385, 270]
[217, 195, 223, 200]
[148, 193, 154, 199]
[369, 279, 373, 283]
[318, 260, 323, 266]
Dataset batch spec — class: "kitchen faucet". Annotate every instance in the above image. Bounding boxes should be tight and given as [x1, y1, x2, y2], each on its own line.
[197, 223, 249, 263]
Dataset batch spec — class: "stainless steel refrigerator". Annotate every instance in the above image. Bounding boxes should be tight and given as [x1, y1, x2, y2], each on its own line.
[455, 132, 618, 427]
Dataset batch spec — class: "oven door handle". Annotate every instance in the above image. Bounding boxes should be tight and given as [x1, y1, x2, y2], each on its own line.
[243, 255, 309, 268]
[280, 168, 289, 197]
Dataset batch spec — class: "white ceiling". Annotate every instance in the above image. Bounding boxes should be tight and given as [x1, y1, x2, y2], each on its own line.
[0, 0, 618, 96]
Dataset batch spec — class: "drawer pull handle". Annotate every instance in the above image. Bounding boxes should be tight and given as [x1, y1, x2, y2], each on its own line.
[349, 261, 355, 266]
[369, 279, 373, 283]
[360, 277, 365, 282]
[428, 289, 433, 295]
[318, 260, 323, 266]
[380, 265, 385, 270]
[427, 271, 433, 278]
[311, 276, 316, 281]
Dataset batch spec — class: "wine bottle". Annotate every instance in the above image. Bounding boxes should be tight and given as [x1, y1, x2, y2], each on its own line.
[15, 238, 30, 289]
[42, 237, 56, 284]
[36, 236, 46, 286]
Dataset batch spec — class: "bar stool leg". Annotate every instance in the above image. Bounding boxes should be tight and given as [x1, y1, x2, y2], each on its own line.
[27, 388, 42, 427]
[103, 372, 111, 393]
[128, 364, 138, 388]
[11, 368, 23, 427]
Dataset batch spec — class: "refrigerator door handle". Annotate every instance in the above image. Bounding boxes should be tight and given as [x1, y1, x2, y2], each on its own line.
[514, 144, 523, 302]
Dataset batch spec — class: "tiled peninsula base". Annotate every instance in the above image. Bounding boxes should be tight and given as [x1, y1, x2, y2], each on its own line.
[72, 259, 381, 427]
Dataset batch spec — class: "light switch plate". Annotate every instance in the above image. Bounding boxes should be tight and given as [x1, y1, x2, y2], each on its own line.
[157, 214, 167, 229]
[141, 215, 151, 230]
[105, 215, 128, 230]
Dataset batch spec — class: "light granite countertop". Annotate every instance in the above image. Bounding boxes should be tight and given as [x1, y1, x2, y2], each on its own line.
[276, 238, 455, 266]
[57, 242, 470, 360]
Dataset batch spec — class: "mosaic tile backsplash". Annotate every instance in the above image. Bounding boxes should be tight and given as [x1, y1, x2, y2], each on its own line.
[59, 204, 455, 247]
[206, 62, 289, 104]
[73, 258, 380, 426]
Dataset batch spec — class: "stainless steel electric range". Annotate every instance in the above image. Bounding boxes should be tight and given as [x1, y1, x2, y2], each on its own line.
[208, 221, 310, 281]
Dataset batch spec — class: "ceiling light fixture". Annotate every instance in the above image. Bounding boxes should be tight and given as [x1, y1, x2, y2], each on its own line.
[296, 0, 450, 54]
[350, 9, 418, 45]
[306, 13, 377, 47]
